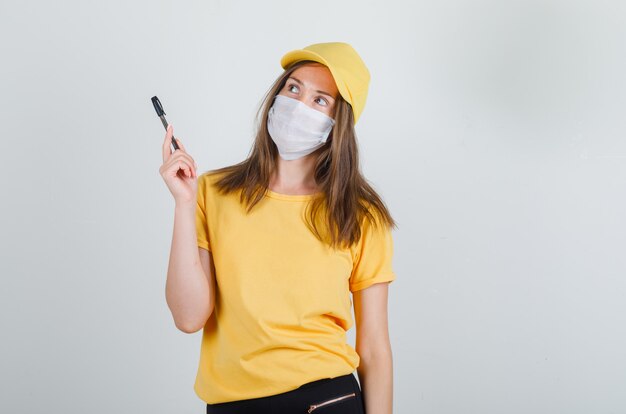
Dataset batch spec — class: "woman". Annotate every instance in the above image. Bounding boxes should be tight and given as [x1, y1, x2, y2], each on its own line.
[160, 42, 397, 414]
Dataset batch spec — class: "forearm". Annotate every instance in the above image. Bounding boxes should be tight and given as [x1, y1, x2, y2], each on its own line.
[165, 201, 211, 333]
[356, 349, 394, 414]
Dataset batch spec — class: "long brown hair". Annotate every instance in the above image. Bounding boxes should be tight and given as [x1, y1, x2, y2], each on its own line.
[204, 60, 397, 250]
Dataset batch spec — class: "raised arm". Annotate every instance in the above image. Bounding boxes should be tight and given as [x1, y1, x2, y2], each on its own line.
[159, 124, 215, 333]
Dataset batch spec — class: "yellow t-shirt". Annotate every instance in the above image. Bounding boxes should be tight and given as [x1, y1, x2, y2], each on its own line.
[193, 171, 396, 404]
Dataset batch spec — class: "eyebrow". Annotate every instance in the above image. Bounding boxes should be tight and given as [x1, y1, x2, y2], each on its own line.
[287, 76, 336, 100]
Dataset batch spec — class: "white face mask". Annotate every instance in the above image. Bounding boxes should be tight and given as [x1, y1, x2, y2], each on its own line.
[267, 95, 335, 161]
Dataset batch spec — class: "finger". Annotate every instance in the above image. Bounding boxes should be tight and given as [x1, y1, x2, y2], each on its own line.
[161, 124, 174, 163]
[170, 150, 197, 178]
[173, 160, 191, 179]
[171, 150, 197, 174]
[174, 137, 186, 153]
[179, 162, 190, 179]
[175, 138, 199, 171]
[166, 157, 194, 179]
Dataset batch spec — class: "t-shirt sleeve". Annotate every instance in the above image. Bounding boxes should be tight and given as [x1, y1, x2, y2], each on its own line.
[349, 211, 397, 293]
[195, 175, 211, 252]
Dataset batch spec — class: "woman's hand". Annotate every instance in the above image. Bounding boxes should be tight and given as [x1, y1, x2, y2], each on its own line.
[159, 124, 198, 204]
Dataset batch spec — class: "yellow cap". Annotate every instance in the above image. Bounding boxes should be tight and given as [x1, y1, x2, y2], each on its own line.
[279, 41, 370, 125]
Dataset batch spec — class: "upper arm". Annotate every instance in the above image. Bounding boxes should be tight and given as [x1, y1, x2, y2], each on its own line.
[353, 281, 392, 360]
[198, 247, 217, 314]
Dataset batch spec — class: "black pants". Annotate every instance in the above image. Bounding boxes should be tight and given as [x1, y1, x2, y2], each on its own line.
[206, 372, 365, 414]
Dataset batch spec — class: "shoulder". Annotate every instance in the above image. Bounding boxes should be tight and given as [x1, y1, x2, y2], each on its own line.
[197, 169, 247, 207]
[359, 200, 389, 232]
[197, 170, 227, 192]
[198, 169, 225, 183]
[196, 171, 227, 208]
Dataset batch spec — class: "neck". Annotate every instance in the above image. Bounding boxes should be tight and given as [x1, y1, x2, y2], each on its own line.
[269, 153, 319, 194]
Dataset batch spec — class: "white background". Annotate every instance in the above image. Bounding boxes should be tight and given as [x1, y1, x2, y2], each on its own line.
[1, 0, 625, 413]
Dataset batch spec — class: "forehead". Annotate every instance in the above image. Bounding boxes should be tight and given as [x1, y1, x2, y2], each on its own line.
[289, 63, 339, 97]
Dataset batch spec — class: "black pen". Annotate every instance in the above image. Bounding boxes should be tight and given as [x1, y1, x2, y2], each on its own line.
[151, 95, 180, 150]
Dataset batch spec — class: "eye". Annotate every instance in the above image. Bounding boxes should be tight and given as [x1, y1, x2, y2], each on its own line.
[287, 84, 299, 93]
[315, 97, 328, 106]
